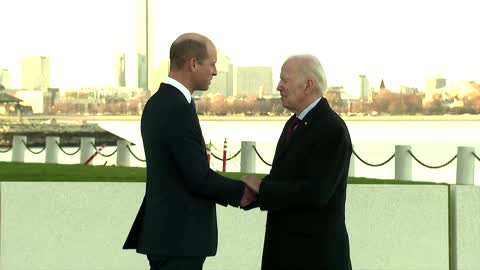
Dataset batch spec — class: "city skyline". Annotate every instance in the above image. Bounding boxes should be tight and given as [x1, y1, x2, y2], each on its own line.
[1, 0, 479, 92]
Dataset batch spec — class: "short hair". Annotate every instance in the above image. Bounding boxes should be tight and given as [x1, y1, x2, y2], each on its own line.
[169, 38, 209, 70]
[290, 54, 328, 95]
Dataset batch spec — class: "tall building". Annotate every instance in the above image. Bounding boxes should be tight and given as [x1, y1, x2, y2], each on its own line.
[116, 53, 126, 87]
[136, 0, 151, 97]
[150, 60, 170, 93]
[196, 52, 235, 97]
[236, 66, 273, 97]
[358, 75, 370, 102]
[425, 77, 447, 90]
[21, 56, 50, 91]
[0, 69, 10, 89]
[137, 53, 147, 93]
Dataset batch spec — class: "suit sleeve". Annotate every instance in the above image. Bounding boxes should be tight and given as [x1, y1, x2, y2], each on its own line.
[258, 126, 351, 210]
[166, 107, 245, 207]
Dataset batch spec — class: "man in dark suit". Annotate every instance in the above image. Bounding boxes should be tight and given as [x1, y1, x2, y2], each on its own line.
[123, 33, 255, 270]
[242, 54, 353, 270]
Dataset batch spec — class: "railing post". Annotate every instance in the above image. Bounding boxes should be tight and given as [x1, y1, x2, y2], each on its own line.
[456, 146, 475, 185]
[116, 140, 130, 167]
[240, 141, 256, 173]
[12, 135, 27, 162]
[222, 138, 227, 172]
[80, 137, 95, 165]
[395, 145, 412, 180]
[348, 145, 355, 177]
[45, 136, 60, 164]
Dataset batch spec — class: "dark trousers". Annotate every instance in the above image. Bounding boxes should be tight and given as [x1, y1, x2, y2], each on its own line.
[147, 255, 206, 270]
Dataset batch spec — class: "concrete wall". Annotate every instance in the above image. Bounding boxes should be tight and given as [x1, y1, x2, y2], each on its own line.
[450, 185, 480, 270]
[0, 182, 146, 270]
[347, 184, 449, 270]
[0, 183, 455, 270]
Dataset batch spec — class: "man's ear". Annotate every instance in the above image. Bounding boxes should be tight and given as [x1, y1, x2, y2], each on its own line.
[305, 79, 314, 93]
[187, 57, 197, 72]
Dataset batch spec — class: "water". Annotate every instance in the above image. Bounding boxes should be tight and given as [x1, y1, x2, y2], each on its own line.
[2, 120, 479, 185]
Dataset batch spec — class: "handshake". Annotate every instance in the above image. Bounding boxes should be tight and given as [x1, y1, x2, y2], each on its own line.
[239, 175, 261, 208]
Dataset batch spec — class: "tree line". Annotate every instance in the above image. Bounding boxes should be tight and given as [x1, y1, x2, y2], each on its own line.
[49, 88, 480, 116]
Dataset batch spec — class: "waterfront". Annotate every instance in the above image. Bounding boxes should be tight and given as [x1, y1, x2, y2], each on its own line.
[12, 113, 480, 122]
[1, 118, 479, 185]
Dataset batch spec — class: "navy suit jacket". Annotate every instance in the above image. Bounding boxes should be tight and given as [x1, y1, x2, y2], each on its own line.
[251, 98, 353, 269]
[123, 83, 244, 256]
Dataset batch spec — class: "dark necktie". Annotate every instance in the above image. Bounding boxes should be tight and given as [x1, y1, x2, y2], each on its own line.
[190, 99, 196, 113]
[286, 117, 300, 140]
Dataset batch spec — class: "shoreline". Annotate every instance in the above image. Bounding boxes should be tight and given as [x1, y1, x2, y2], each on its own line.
[8, 114, 480, 122]
[0, 122, 123, 147]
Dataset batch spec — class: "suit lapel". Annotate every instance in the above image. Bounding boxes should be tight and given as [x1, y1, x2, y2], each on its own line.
[166, 83, 207, 153]
[272, 116, 296, 165]
[272, 99, 330, 165]
[188, 99, 207, 153]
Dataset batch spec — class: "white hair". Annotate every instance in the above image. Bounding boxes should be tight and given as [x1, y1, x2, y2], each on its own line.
[288, 54, 328, 96]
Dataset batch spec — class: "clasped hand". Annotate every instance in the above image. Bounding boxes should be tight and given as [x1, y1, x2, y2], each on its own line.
[239, 175, 261, 207]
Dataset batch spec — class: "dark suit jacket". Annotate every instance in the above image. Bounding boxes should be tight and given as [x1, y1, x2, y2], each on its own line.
[123, 83, 245, 256]
[254, 98, 353, 270]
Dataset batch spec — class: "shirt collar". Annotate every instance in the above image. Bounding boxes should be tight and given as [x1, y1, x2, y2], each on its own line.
[164, 77, 192, 103]
[297, 97, 322, 120]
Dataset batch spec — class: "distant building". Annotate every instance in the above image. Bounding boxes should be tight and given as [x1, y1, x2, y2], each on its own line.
[358, 75, 371, 102]
[0, 69, 10, 89]
[208, 71, 229, 96]
[236, 66, 273, 97]
[425, 77, 446, 90]
[399, 85, 418, 94]
[0, 92, 22, 115]
[195, 52, 235, 97]
[137, 53, 147, 94]
[8, 90, 44, 113]
[150, 60, 170, 93]
[116, 53, 126, 87]
[21, 56, 50, 91]
[379, 79, 385, 89]
[45, 88, 60, 114]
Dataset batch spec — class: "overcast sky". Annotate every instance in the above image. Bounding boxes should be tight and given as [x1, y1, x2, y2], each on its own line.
[1, 0, 478, 92]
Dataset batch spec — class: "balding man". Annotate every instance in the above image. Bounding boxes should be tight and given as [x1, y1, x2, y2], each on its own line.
[123, 33, 255, 270]
[242, 55, 353, 270]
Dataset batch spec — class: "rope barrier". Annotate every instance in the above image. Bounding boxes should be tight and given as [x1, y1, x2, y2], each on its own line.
[126, 145, 146, 162]
[0, 146, 12, 153]
[211, 152, 223, 161]
[90, 142, 117, 157]
[353, 149, 395, 167]
[210, 149, 241, 161]
[56, 141, 81, 156]
[408, 150, 457, 169]
[98, 149, 117, 157]
[473, 152, 480, 162]
[22, 140, 46, 154]
[252, 145, 272, 166]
